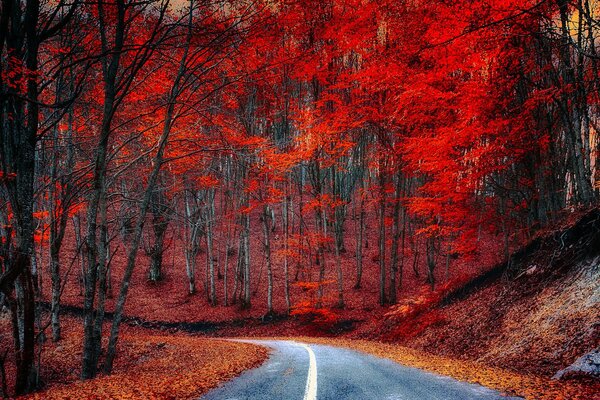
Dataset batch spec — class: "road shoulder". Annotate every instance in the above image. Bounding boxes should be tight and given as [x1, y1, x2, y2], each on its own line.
[294, 337, 598, 400]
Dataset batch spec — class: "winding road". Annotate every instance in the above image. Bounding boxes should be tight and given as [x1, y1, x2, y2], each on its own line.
[201, 340, 523, 400]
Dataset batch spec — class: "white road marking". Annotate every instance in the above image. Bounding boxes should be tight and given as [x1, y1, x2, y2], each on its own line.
[296, 342, 317, 400]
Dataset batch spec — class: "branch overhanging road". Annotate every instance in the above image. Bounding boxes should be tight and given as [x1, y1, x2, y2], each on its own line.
[201, 340, 523, 400]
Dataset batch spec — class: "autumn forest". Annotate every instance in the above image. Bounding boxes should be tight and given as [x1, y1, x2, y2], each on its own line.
[1, 0, 599, 399]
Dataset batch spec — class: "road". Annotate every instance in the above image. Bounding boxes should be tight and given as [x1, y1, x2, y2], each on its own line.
[201, 340, 523, 400]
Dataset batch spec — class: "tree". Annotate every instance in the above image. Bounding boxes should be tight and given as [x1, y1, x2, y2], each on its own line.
[0, 0, 78, 392]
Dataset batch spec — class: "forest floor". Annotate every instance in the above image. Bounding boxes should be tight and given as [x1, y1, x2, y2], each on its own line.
[0, 316, 267, 399]
[5, 321, 597, 400]
[4, 209, 598, 399]
[4, 314, 597, 399]
[47, 207, 505, 327]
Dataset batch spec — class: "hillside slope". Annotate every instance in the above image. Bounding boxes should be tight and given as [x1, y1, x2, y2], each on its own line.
[384, 209, 600, 379]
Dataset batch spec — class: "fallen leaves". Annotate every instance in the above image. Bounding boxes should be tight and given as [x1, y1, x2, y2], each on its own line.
[19, 320, 268, 400]
[294, 337, 599, 400]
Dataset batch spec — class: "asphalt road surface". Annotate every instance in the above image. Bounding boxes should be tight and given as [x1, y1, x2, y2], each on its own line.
[201, 340, 523, 400]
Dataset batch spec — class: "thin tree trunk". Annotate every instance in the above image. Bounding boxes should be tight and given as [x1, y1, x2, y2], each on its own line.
[207, 188, 216, 306]
[184, 190, 198, 295]
[242, 203, 251, 308]
[389, 172, 402, 304]
[426, 236, 436, 290]
[282, 182, 291, 313]
[378, 165, 386, 306]
[354, 186, 365, 289]
[262, 205, 273, 315]
[91, 190, 110, 373]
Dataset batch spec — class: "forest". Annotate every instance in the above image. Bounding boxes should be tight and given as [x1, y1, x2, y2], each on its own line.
[1, 0, 599, 398]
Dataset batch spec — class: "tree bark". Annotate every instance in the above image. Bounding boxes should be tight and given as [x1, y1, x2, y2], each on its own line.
[262, 205, 273, 315]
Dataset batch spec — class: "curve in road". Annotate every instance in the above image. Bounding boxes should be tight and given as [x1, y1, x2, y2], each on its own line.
[201, 340, 523, 400]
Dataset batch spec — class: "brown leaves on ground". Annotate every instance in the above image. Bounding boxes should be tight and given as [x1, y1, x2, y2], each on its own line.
[296, 337, 600, 400]
[18, 319, 268, 400]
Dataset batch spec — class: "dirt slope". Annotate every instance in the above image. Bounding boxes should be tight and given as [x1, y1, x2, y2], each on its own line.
[385, 209, 600, 378]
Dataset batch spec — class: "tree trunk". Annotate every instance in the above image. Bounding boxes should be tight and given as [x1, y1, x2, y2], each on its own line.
[426, 236, 436, 290]
[184, 190, 199, 295]
[378, 167, 386, 306]
[242, 204, 251, 309]
[389, 172, 402, 304]
[13, 268, 36, 394]
[262, 205, 273, 315]
[149, 214, 168, 282]
[282, 183, 291, 313]
[207, 188, 216, 306]
[354, 187, 365, 289]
